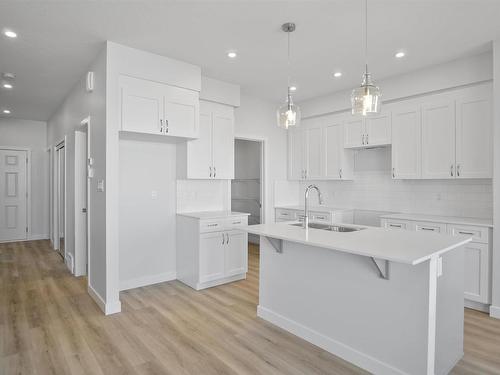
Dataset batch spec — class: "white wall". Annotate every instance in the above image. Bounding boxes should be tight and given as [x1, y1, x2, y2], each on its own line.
[0, 118, 49, 240]
[176, 180, 230, 213]
[47, 46, 109, 309]
[119, 139, 177, 290]
[491, 41, 500, 318]
[235, 93, 288, 223]
[298, 148, 492, 219]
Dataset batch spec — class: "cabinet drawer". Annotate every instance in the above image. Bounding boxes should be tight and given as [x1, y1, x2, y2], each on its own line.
[224, 216, 248, 229]
[199, 219, 224, 233]
[415, 221, 446, 234]
[448, 224, 489, 244]
[310, 211, 331, 224]
[383, 219, 414, 231]
[275, 209, 297, 221]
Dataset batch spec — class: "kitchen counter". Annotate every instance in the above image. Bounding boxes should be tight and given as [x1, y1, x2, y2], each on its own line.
[245, 221, 471, 265]
[176, 211, 250, 220]
[380, 213, 493, 227]
[247, 221, 469, 374]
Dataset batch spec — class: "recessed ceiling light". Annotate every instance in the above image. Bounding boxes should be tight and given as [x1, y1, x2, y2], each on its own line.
[333, 72, 342, 78]
[3, 29, 17, 38]
[395, 51, 405, 58]
[289, 86, 297, 91]
[3, 109, 11, 114]
[227, 51, 237, 59]
[3, 83, 13, 89]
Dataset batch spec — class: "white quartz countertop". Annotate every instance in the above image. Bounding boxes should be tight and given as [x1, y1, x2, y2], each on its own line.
[244, 222, 471, 265]
[177, 211, 250, 220]
[275, 205, 352, 212]
[380, 213, 493, 228]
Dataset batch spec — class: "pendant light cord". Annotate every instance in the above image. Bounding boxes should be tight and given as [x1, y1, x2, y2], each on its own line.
[365, 0, 368, 76]
[287, 29, 291, 93]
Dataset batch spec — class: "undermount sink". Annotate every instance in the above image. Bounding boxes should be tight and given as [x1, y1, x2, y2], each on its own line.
[290, 222, 365, 232]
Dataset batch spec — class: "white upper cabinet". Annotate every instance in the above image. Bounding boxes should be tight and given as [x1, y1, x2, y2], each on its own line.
[391, 104, 422, 179]
[288, 128, 306, 180]
[120, 76, 199, 139]
[344, 112, 391, 148]
[324, 118, 354, 180]
[421, 100, 456, 179]
[455, 87, 492, 178]
[305, 126, 323, 180]
[179, 100, 234, 180]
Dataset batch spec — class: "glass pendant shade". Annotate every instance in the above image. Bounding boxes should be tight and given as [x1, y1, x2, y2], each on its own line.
[277, 93, 301, 129]
[351, 72, 381, 116]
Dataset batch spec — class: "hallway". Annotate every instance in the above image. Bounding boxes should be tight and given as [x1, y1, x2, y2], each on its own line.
[1, 241, 500, 374]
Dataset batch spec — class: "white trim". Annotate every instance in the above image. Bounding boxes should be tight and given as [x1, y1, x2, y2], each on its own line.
[120, 271, 177, 291]
[65, 252, 74, 273]
[257, 306, 406, 375]
[464, 299, 490, 313]
[0, 235, 48, 243]
[88, 283, 122, 315]
[196, 273, 246, 290]
[490, 305, 500, 319]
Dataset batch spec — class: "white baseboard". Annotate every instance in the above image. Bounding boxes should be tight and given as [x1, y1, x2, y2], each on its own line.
[88, 284, 122, 315]
[120, 271, 177, 291]
[489, 305, 500, 319]
[257, 305, 406, 375]
[65, 252, 74, 274]
[464, 299, 489, 312]
[0, 234, 49, 243]
[196, 273, 246, 290]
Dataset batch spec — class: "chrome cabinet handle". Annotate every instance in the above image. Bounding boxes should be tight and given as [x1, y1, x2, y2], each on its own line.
[232, 221, 241, 224]
[226, 233, 230, 244]
[450, 164, 454, 177]
[339, 168, 343, 179]
[207, 223, 218, 227]
[209, 166, 212, 178]
[457, 164, 461, 177]
[222, 233, 225, 244]
[420, 227, 435, 231]
[165, 119, 169, 133]
[366, 133, 368, 145]
[160, 119, 164, 133]
[361, 134, 365, 145]
[392, 167, 395, 178]
[458, 231, 474, 236]
[389, 224, 402, 228]
[214, 166, 216, 178]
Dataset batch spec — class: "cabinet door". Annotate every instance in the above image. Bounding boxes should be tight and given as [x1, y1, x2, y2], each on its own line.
[164, 85, 199, 138]
[324, 123, 342, 179]
[121, 77, 163, 135]
[421, 100, 456, 179]
[365, 112, 391, 146]
[463, 242, 490, 304]
[224, 230, 248, 277]
[456, 93, 492, 178]
[186, 104, 213, 178]
[391, 105, 421, 179]
[305, 126, 323, 179]
[288, 129, 305, 180]
[344, 118, 365, 148]
[211, 106, 234, 179]
[199, 232, 225, 283]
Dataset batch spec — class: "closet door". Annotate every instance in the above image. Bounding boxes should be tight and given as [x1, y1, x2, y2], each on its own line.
[421, 100, 456, 179]
[456, 91, 492, 178]
[391, 104, 422, 179]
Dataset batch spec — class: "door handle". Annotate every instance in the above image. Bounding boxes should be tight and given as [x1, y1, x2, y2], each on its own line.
[339, 168, 343, 179]
[214, 166, 216, 178]
[392, 167, 395, 178]
[450, 164, 454, 177]
[82, 208, 87, 213]
[366, 133, 368, 145]
[226, 233, 230, 244]
[165, 119, 169, 133]
[222, 232, 225, 244]
[209, 166, 212, 178]
[457, 164, 461, 177]
[160, 119, 164, 133]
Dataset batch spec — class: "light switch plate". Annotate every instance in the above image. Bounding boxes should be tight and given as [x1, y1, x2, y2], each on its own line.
[97, 180, 104, 192]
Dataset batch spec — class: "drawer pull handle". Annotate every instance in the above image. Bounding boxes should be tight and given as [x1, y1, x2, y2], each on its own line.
[281, 213, 289, 216]
[232, 221, 241, 224]
[316, 216, 326, 220]
[389, 224, 402, 228]
[207, 224, 218, 227]
[421, 227, 435, 231]
[458, 231, 474, 236]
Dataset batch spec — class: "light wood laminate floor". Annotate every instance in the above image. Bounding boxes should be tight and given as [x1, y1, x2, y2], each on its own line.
[1, 240, 500, 374]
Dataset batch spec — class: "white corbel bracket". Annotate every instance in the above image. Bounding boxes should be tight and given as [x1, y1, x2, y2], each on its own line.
[370, 257, 389, 280]
[266, 237, 283, 253]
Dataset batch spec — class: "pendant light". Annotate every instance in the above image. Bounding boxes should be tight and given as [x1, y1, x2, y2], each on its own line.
[277, 22, 301, 129]
[351, 0, 381, 116]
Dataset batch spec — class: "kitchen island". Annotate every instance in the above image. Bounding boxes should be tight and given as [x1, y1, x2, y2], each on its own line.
[244, 222, 472, 375]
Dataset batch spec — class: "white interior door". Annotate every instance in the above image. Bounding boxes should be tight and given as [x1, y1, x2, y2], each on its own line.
[211, 108, 235, 179]
[0, 149, 27, 242]
[56, 144, 66, 259]
[421, 100, 456, 179]
[391, 105, 422, 179]
[224, 230, 247, 277]
[456, 93, 492, 178]
[74, 131, 88, 275]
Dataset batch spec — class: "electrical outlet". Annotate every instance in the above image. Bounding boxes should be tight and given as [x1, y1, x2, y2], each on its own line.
[97, 180, 104, 192]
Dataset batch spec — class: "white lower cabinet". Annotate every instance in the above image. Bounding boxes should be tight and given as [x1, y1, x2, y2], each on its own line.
[177, 215, 248, 290]
[381, 217, 492, 308]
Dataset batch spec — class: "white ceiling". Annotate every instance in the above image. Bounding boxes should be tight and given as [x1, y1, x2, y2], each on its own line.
[1, 0, 500, 121]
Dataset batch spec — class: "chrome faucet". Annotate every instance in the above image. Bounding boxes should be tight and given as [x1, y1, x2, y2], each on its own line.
[300, 184, 323, 229]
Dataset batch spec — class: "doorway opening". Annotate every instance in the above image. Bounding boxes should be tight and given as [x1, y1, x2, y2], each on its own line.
[54, 140, 66, 261]
[231, 138, 264, 246]
[74, 118, 90, 276]
[0, 148, 29, 242]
